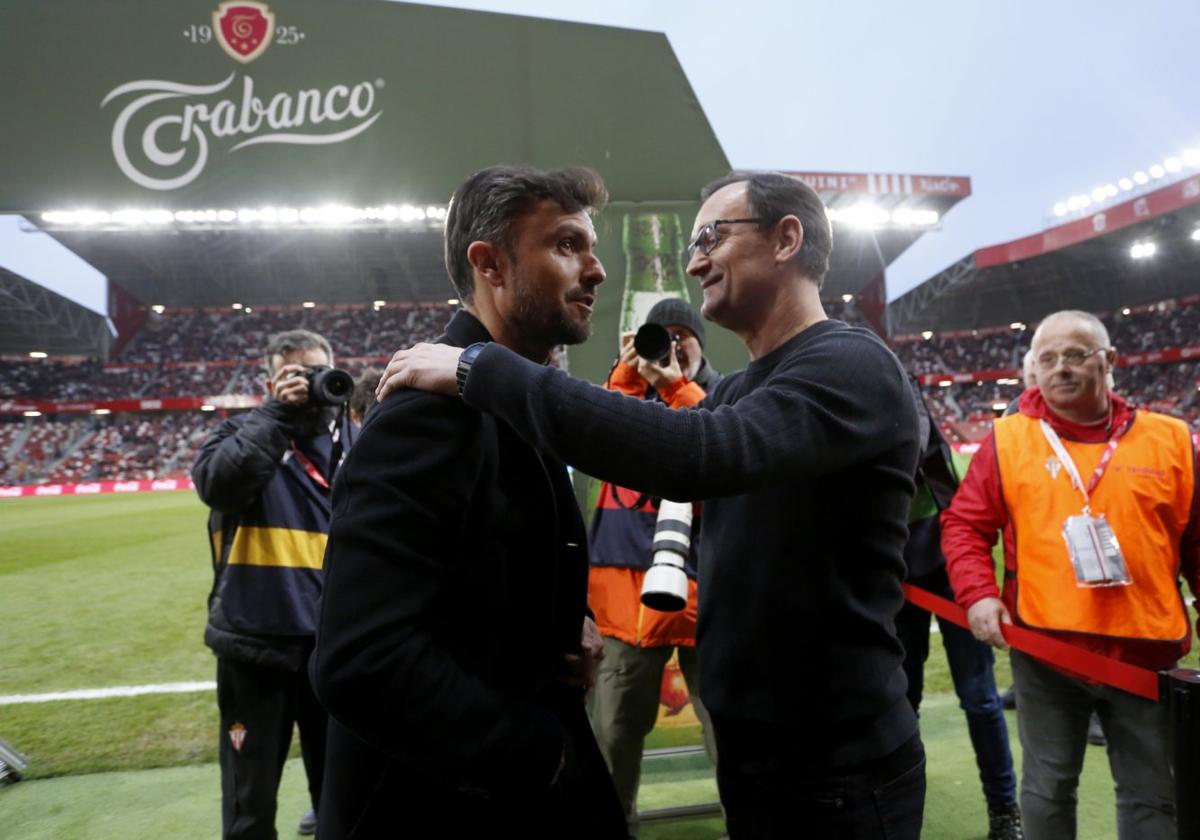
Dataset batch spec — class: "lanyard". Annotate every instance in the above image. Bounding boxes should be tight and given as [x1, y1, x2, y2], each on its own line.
[290, 445, 330, 490]
[1038, 416, 1132, 511]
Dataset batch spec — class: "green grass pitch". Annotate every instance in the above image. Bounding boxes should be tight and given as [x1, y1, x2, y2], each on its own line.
[1, 490, 1174, 838]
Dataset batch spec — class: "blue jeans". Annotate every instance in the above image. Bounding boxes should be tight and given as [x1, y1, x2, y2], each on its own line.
[712, 719, 925, 840]
[897, 567, 1017, 806]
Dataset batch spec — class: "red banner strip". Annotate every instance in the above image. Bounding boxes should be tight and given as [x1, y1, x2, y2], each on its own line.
[0, 478, 195, 500]
[903, 583, 1160, 701]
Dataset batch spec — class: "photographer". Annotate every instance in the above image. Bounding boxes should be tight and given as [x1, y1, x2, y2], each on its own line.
[588, 299, 719, 838]
[193, 329, 354, 840]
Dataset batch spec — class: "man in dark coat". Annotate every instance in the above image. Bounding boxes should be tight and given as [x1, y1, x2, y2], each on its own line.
[311, 165, 626, 839]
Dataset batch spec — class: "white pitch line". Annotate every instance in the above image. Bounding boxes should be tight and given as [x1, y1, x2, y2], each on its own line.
[0, 620, 946, 706]
[0, 681, 215, 706]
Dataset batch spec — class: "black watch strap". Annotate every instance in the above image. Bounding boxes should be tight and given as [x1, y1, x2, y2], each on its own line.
[456, 342, 487, 396]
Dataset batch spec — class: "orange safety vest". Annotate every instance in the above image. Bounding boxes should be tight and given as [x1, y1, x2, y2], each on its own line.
[995, 410, 1194, 643]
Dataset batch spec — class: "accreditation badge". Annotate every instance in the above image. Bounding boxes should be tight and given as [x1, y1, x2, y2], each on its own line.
[1062, 513, 1132, 588]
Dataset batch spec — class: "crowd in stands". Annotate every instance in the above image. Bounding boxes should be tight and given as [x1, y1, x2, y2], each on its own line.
[1, 304, 454, 401]
[894, 299, 1200, 375]
[2, 297, 1198, 484]
[0, 412, 208, 486]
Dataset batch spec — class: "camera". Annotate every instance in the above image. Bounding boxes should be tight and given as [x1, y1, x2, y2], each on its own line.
[640, 499, 692, 612]
[633, 323, 673, 362]
[303, 365, 355, 405]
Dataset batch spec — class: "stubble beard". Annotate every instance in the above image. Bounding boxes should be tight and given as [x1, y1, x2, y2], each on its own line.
[511, 265, 592, 350]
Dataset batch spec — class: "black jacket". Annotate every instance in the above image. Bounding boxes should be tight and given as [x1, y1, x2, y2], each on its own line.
[311, 310, 624, 839]
[193, 400, 347, 671]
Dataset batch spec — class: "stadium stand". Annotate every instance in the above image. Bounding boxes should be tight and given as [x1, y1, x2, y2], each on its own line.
[3, 296, 1198, 483]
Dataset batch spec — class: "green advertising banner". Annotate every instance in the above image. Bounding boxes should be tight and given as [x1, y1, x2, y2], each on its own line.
[0, 0, 728, 211]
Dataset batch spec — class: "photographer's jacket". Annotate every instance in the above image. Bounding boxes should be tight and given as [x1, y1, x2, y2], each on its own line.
[193, 401, 346, 671]
[588, 360, 715, 648]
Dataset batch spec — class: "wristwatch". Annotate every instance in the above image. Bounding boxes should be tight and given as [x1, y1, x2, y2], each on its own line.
[456, 342, 487, 396]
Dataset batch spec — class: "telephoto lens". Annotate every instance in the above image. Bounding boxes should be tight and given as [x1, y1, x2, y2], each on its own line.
[633, 322, 672, 361]
[640, 500, 692, 612]
[305, 365, 355, 405]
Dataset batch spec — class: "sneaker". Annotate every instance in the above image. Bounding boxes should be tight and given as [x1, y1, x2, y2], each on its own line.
[297, 808, 317, 836]
[999, 686, 1016, 710]
[1087, 712, 1106, 746]
[987, 800, 1024, 840]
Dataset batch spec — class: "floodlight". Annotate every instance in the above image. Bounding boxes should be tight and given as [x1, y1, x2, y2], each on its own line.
[841, 293, 853, 303]
[447, 298, 460, 305]
[1150, 164, 1166, 179]
[938, 380, 952, 388]
[28, 351, 47, 358]
[232, 303, 243, 310]
[1165, 157, 1183, 173]
[1134, 171, 1150, 185]
[1191, 229, 1200, 242]
[992, 403, 1008, 411]
[1118, 178, 1133, 191]
[201, 405, 216, 411]
[1104, 184, 1118, 198]
[151, 305, 165, 314]
[302, 301, 316, 308]
[23, 411, 40, 417]
[1090, 187, 1106, 203]
[93, 408, 111, 415]
[373, 299, 386, 307]
[921, 330, 934, 340]
[278, 208, 299, 223]
[1184, 149, 1200, 167]
[1053, 202, 1068, 217]
[1121, 307, 1131, 315]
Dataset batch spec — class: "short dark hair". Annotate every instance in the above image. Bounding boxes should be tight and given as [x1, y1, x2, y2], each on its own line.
[701, 171, 833, 287]
[443, 165, 608, 303]
[263, 329, 332, 373]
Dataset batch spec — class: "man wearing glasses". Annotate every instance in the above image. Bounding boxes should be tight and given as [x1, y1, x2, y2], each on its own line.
[377, 171, 926, 837]
[943, 309, 1200, 839]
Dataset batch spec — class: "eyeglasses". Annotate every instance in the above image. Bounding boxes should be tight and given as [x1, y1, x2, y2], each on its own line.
[686, 218, 769, 262]
[1034, 347, 1107, 370]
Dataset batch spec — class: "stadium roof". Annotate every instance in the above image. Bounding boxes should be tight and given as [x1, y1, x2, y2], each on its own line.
[889, 172, 1200, 335]
[785, 171, 972, 302]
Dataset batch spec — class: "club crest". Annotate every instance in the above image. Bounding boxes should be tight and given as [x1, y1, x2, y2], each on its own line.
[228, 722, 247, 752]
[1045, 455, 1063, 480]
[213, 2, 275, 64]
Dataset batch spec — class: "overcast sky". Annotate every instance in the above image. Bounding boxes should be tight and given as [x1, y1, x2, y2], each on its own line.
[410, 0, 1200, 301]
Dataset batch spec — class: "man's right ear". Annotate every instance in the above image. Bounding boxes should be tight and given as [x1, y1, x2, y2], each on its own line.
[466, 240, 506, 289]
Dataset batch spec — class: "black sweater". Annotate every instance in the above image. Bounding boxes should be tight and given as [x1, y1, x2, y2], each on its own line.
[464, 319, 921, 767]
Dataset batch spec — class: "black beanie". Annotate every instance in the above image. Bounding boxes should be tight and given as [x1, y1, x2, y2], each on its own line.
[645, 298, 706, 349]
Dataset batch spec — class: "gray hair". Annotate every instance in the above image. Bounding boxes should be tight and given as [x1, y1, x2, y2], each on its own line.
[1031, 310, 1111, 351]
[263, 329, 332, 374]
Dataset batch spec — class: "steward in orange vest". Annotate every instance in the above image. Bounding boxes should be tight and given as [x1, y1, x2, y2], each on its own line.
[943, 386, 1200, 670]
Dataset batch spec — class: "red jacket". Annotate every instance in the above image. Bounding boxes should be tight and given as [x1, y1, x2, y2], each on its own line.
[941, 387, 1200, 671]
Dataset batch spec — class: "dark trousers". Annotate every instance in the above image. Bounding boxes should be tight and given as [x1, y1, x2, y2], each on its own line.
[712, 717, 925, 839]
[896, 566, 1017, 806]
[217, 655, 327, 840]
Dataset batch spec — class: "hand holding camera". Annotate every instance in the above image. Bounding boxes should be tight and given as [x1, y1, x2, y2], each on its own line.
[273, 364, 354, 408]
[628, 324, 683, 391]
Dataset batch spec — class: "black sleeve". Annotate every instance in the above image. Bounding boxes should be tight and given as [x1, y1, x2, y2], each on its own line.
[191, 401, 293, 514]
[462, 331, 915, 502]
[311, 392, 565, 794]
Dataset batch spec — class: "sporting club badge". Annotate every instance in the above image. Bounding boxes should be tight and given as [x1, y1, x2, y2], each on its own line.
[213, 2, 275, 64]
[228, 722, 248, 752]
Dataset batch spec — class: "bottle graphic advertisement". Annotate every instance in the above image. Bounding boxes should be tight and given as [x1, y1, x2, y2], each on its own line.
[619, 212, 692, 334]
